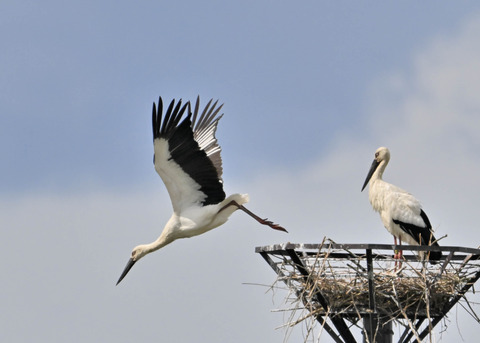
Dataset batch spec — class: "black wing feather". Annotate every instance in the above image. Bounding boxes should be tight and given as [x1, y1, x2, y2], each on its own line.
[152, 97, 162, 139]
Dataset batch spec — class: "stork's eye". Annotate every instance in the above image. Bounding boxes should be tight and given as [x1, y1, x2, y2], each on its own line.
[375, 152, 379, 158]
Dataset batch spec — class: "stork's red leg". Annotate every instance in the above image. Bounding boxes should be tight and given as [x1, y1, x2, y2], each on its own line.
[394, 237, 400, 258]
[394, 237, 398, 270]
[219, 201, 288, 232]
[397, 239, 403, 269]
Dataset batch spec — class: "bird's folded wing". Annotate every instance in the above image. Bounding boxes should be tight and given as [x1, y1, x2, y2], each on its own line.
[388, 191, 436, 245]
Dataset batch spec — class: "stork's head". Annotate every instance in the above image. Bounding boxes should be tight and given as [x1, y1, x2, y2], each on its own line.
[361, 147, 390, 191]
[116, 245, 149, 285]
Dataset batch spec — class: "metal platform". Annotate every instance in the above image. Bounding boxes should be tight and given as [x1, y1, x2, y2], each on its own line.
[256, 242, 480, 343]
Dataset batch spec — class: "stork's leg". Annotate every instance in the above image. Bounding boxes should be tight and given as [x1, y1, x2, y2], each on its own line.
[398, 239, 403, 269]
[394, 237, 398, 270]
[394, 237, 403, 258]
[219, 201, 288, 232]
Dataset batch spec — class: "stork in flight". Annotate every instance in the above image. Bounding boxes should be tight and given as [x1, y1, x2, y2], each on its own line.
[116, 97, 287, 285]
[361, 147, 441, 263]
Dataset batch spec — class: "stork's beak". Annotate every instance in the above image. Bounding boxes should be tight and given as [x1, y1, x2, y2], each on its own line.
[116, 258, 136, 285]
[361, 159, 380, 192]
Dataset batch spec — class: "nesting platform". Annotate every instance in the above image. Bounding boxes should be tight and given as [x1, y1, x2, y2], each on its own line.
[256, 241, 480, 343]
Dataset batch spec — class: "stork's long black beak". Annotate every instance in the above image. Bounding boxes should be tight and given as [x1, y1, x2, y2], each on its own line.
[116, 258, 136, 286]
[361, 159, 380, 192]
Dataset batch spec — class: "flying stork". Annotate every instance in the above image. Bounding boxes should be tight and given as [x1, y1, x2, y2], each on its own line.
[116, 97, 287, 285]
[361, 147, 441, 263]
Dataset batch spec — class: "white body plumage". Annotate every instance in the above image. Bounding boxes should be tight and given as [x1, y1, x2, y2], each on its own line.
[362, 147, 441, 261]
[116, 97, 285, 285]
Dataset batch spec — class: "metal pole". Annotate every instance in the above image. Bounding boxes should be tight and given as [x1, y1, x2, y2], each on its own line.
[362, 317, 393, 343]
[363, 249, 393, 343]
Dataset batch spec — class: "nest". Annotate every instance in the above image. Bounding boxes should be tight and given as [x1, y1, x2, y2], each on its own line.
[258, 240, 480, 342]
[303, 267, 459, 318]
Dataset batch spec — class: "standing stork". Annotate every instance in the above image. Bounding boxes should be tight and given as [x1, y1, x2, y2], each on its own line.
[361, 147, 441, 263]
[116, 97, 286, 285]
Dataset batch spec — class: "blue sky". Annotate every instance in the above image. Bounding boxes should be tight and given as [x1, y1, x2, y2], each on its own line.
[2, 1, 480, 342]
[3, 1, 478, 194]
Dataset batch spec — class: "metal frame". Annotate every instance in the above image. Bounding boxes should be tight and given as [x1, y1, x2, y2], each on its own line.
[256, 243, 480, 343]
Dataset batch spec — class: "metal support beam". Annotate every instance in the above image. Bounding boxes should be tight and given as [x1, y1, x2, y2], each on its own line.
[259, 252, 343, 343]
[399, 318, 424, 343]
[287, 249, 357, 343]
[362, 249, 393, 343]
[416, 267, 480, 342]
[363, 317, 393, 343]
[366, 249, 376, 343]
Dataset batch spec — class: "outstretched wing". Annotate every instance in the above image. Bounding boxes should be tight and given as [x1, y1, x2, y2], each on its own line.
[152, 97, 226, 213]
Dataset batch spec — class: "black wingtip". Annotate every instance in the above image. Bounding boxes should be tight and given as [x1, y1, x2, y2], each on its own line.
[152, 97, 164, 140]
[152, 98, 191, 140]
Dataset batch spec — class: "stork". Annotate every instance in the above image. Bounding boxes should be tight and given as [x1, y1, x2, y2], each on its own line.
[116, 97, 286, 285]
[361, 147, 441, 264]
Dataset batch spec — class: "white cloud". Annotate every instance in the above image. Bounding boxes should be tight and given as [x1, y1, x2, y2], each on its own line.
[367, 13, 480, 156]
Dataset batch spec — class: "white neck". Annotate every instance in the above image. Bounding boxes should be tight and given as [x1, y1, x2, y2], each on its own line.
[137, 218, 179, 258]
[144, 231, 175, 254]
[372, 159, 388, 182]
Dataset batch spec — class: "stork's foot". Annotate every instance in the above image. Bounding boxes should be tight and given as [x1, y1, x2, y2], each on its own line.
[258, 218, 288, 232]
